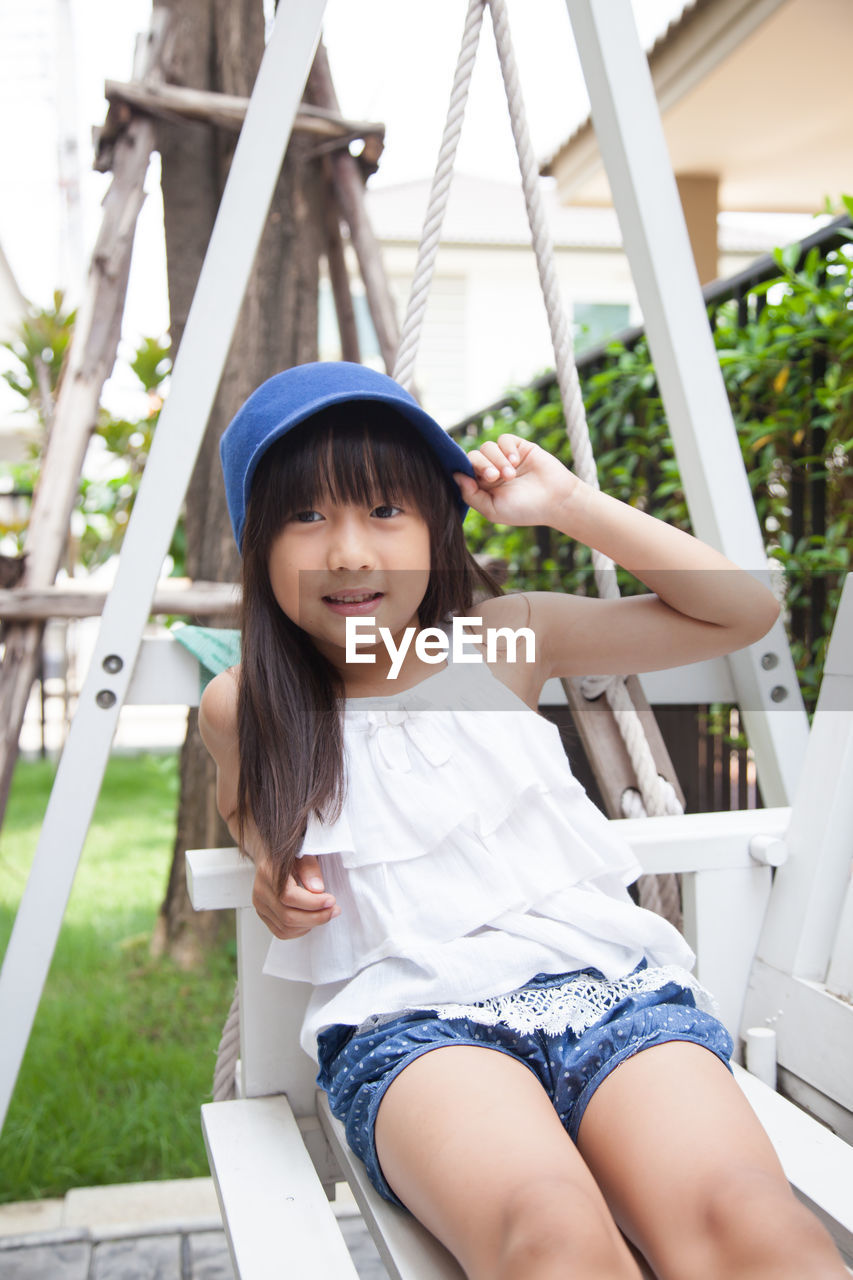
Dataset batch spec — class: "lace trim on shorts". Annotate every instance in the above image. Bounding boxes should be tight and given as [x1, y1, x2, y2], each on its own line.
[355, 965, 716, 1039]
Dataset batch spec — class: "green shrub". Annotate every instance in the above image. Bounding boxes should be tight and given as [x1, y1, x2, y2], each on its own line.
[461, 220, 853, 712]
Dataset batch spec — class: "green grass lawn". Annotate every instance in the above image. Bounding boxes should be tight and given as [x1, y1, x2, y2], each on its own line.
[0, 754, 236, 1203]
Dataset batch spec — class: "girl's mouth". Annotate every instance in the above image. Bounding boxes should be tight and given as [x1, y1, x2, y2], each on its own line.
[322, 591, 384, 616]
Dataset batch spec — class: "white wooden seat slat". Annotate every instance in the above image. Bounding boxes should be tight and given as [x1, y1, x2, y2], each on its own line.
[201, 1094, 360, 1279]
[732, 1065, 853, 1265]
[315, 1092, 465, 1280]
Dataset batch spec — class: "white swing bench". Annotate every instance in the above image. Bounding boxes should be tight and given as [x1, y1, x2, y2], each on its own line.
[124, 575, 853, 1279]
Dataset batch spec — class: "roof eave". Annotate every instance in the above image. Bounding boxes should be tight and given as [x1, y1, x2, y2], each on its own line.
[543, 0, 789, 200]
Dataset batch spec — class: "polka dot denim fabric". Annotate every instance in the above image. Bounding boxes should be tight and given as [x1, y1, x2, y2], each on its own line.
[316, 967, 734, 1209]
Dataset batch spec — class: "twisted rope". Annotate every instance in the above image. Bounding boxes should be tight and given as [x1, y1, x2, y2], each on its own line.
[392, 0, 486, 390]
[486, 0, 597, 494]
[486, 0, 681, 822]
[213, 981, 240, 1102]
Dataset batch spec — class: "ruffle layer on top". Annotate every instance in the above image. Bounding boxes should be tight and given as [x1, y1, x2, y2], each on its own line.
[294, 901, 697, 1058]
[304, 659, 642, 872]
[264, 656, 693, 1002]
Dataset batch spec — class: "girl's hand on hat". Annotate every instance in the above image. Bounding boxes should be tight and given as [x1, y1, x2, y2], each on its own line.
[252, 852, 341, 940]
[453, 435, 580, 527]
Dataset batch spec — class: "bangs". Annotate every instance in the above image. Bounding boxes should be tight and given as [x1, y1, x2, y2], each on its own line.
[245, 404, 451, 546]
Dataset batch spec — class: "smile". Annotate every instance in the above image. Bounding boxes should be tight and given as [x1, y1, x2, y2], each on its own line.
[325, 591, 382, 603]
[322, 591, 385, 616]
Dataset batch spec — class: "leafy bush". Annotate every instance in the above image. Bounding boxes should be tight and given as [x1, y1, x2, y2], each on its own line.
[460, 214, 853, 712]
[0, 297, 175, 571]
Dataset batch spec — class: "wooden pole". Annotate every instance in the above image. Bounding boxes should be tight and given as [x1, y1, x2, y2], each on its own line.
[306, 44, 399, 373]
[322, 160, 361, 364]
[0, 20, 165, 828]
[0, 580, 240, 622]
[100, 77, 384, 143]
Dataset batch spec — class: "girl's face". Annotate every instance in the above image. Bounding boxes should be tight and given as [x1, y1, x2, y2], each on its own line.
[267, 492, 432, 667]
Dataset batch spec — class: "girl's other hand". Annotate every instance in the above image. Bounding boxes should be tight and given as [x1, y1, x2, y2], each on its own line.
[453, 434, 579, 527]
[251, 852, 340, 940]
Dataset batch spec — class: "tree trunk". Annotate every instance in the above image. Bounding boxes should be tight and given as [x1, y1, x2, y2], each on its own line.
[151, 0, 323, 965]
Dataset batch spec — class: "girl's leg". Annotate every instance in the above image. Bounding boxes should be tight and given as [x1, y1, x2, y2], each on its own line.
[576, 1041, 847, 1280]
[374, 1043, 643, 1280]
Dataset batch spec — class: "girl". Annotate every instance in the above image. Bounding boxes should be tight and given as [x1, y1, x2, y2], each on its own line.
[200, 361, 845, 1280]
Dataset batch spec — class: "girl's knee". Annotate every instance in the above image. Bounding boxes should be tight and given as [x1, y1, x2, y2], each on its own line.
[663, 1168, 845, 1278]
[492, 1178, 641, 1280]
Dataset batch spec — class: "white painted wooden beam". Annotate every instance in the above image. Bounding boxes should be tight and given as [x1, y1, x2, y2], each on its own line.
[754, 575, 853, 981]
[548, 0, 788, 201]
[826, 878, 853, 1003]
[541, 656, 737, 707]
[562, 0, 808, 807]
[0, 0, 329, 1132]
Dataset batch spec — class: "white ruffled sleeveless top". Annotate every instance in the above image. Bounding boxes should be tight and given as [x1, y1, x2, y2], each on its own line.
[263, 624, 698, 1060]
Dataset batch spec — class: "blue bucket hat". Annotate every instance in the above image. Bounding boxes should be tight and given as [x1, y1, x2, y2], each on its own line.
[220, 361, 474, 549]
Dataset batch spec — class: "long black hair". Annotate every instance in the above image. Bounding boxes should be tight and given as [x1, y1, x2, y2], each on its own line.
[237, 403, 501, 890]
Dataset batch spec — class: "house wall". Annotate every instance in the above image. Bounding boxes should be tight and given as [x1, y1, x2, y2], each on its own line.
[323, 238, 765, 425]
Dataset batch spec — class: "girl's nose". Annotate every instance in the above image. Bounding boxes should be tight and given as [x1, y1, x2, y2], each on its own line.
[327, 517, 375, 572]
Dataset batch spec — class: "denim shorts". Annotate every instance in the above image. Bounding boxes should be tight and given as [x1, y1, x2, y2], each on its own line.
[316, 965, 734, 1209]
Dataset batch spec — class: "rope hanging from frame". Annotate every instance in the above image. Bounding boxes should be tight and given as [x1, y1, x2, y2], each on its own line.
[395, 0, 682, 825]
[213, 983, 241, 1102]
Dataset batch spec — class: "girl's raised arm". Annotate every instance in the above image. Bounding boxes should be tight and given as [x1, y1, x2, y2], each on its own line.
[456, 435, 780, 682]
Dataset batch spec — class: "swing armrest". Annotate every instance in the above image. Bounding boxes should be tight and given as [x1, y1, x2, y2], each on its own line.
[202, 1095, 360, 1279]
[187, 846, 253, 910]
[186, 808, 792, 912]
[612, 807, 790, 875]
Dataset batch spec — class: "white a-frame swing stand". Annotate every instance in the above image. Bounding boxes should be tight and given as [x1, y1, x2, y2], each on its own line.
[2, 0, 852, 1272]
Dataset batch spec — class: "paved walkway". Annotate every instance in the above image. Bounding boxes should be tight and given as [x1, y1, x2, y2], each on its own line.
[0, 1178, 390, 1279]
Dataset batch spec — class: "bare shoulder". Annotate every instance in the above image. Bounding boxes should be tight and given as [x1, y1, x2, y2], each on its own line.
[475, 592, 544, 706]
[477, 592, 534, 630]
[198, 667, 239, 756]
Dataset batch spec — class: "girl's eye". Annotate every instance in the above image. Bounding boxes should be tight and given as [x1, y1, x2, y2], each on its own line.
[372, 504, 403, 519]
[293, 510, 323, 523]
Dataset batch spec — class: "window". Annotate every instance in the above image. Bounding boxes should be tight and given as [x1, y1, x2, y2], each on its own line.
[318, 278, 381, 362]
[572, 302, 631, 351]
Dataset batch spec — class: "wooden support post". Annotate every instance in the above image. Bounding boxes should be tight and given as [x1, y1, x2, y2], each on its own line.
[322, 160, 361, 364]
[563, 674, 685, 926]
[562, 675, 684, 820]
[0, 580, 240, 622]
[101, 77, 384, 143]
[306, 44, 399, 373]
[0, 18, 165, 828]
